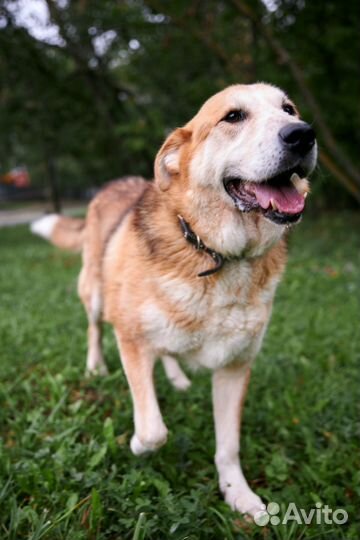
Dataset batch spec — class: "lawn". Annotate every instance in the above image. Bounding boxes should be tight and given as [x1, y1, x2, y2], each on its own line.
[0, 213, 359, 540]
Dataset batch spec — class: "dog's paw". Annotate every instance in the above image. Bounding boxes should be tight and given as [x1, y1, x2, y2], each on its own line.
[85, 363, 109, 378]
[162, 356, 191, 391]
[130, 426, 168, 456]
[130, 434, 151, 455]
[85, 353, 109, 377]
[169, 371, 191, 391]
[224, 486, 266, 520]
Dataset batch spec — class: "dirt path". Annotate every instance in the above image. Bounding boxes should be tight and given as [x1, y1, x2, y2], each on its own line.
[0, 205, 86, 228]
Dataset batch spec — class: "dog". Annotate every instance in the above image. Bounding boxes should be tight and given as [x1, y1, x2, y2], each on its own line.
[31, 83, 317, 519]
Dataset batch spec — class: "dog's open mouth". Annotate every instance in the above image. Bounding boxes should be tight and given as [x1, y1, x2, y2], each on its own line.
[223, 167, 310, 225]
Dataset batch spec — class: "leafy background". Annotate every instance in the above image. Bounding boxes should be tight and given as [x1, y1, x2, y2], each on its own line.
[0, 0, 359, 206]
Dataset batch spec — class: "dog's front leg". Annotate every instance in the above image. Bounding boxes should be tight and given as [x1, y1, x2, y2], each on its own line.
[115, 334, 168, 455]
[212, 362, 265, 519]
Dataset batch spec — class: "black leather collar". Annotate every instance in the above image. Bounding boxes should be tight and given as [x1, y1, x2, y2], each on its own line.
[178, 215, 225, 277]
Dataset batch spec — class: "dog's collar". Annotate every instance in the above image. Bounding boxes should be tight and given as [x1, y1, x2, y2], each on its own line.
[178, 215, 226, 277]
[177, 215, 261, 277]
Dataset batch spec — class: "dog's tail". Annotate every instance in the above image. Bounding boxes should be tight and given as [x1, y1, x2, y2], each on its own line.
[30, 214, 85, 253]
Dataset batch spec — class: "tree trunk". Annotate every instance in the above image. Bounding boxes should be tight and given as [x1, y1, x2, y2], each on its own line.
[46, 154, 61, 213]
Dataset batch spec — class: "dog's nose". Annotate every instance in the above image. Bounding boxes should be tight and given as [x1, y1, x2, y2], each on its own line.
[279, 122, 316, 156]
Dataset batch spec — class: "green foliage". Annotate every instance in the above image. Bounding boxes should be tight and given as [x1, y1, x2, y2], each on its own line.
[0, 0, 358, 205]
[0, 214, 359, 538]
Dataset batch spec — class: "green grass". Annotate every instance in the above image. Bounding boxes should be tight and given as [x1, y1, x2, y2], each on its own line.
[0, 213, 359, 540]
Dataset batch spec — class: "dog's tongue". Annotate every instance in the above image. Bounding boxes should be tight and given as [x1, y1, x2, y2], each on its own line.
[250, 182, 305, 214]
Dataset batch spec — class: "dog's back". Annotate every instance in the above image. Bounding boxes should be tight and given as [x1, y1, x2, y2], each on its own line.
[84, 176, 148, 257]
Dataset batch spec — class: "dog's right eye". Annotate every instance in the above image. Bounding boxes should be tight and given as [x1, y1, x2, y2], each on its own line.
[282, 103, 296, 116]
[222, 110, 247, 123]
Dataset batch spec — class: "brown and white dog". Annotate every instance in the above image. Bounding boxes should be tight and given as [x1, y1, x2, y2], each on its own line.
[31, 83, 317, 519]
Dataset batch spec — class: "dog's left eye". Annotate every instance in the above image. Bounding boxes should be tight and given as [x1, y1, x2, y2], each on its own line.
[222, 110, 247, 123]
[282, 103, 296, 116]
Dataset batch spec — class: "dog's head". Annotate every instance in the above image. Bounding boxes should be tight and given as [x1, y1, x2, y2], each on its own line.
[155, 83, 317, 232]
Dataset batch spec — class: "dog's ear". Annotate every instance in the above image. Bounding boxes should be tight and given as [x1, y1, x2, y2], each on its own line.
[154, 128, 192, 191]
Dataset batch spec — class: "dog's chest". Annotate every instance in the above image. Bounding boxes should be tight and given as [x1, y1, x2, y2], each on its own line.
[141, 262, 280, 369]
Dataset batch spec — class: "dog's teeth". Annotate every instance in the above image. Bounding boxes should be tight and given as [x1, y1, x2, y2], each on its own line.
[270, 198, 278, 211]
[290, 173, 301, 183]
[290, 173, 310, 196]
